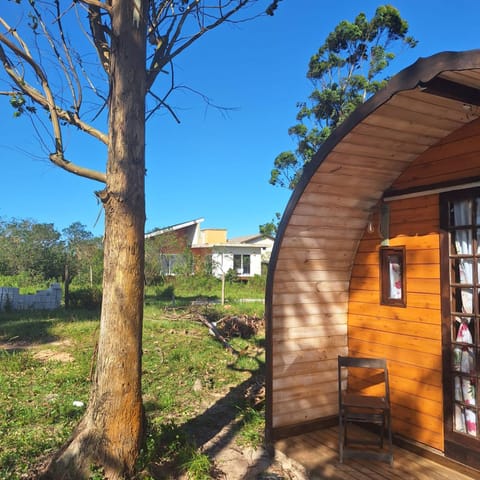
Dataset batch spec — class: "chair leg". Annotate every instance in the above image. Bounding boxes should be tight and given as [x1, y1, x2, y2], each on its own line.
[339, 416, 344, 463]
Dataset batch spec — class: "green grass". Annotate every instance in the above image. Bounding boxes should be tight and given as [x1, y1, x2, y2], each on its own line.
[144, 274, 266, 316]
[0, 302, 266, 479]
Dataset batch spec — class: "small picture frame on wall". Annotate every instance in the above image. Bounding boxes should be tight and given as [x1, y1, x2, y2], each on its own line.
[380, 246, 406, 307]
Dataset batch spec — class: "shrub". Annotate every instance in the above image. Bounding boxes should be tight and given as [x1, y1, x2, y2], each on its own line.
[68, 287, 102, 309]
[156, 284, 175, 300]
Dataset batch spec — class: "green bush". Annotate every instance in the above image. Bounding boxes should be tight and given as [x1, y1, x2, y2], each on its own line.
[0, 274, 51, 291]
[156, 284, 175, 300]
[68, 287, 102, 310]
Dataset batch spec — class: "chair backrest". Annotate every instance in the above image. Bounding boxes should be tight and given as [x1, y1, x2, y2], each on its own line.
[338, 355, 390, 402]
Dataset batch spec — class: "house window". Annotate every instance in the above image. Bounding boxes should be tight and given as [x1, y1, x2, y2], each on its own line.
[233, 254, 251, 275]
[380, 246, 406, 306]
[160, 254, 178, 276]
[160, 253, 193, 276]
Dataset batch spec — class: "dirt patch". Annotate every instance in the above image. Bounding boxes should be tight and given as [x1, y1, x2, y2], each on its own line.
[201, 424, 309, 479]
[32, 349, 74, 362]
[0, 339, 75, 363]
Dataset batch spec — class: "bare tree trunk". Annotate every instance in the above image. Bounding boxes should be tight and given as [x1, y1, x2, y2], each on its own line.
[40, 0, 147, 478]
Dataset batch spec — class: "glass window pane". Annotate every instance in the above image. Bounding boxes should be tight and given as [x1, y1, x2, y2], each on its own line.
[466, 408, 477, 436]
[454, 259, 474, 284]
[380, 247, 406, 306]
[456, 320, 474, 346]
[452, 288, 474, 314]
[454, 404, 466, 433]
[453, 200, 472, 227]
[243, 255, 250, 274]
[387, 254, 402, 299]
[233, 254, 241, 271]
[452, 230, 473, 255]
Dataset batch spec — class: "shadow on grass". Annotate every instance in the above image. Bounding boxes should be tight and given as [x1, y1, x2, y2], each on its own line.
[145, 358, 274, 479]
[144, 293, 221, 309]
[0, 309, 96, 349]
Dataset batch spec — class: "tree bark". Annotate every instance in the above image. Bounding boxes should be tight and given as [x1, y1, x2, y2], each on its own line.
[40, 0, 147, 478]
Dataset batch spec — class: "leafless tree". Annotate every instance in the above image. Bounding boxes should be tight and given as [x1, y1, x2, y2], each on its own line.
[0, 0, 282, 477]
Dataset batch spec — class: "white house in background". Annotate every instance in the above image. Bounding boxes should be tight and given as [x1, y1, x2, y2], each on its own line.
[145, 218, 273, 279]
[227, 234, 275, 264]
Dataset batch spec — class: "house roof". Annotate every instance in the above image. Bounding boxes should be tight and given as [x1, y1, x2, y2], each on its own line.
[145, 218, 204, 239]
[228, 234, 274, 244]
[192, 242, 262, 250]
[268, 49, 480, 282]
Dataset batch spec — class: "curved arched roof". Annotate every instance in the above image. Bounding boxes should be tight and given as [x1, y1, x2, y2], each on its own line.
[266, 50, 480, 435]
[267, 49, 480, 299]
[265, 49, 480, 440]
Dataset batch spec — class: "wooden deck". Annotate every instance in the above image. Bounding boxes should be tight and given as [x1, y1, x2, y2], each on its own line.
[274, 425, 480, 479]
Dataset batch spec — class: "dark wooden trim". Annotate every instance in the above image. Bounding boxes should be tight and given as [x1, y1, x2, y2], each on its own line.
[444, 439, 480, 472]
[269, 416, 338, 442]
[379, 246, 406, 307]
[419, 76, 480, 106]
[439, 193, 453, 443]
[395, 435, 480, 478]
[384, 176, 480, 201]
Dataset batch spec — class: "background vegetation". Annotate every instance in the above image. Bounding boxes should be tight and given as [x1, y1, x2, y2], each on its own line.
[1, 301, 266, 479]
[0, 216, 266, 310]
[0, 217, 267, 478]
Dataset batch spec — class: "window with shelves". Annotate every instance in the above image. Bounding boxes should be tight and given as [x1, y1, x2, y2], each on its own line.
[441, 188, 480, 446]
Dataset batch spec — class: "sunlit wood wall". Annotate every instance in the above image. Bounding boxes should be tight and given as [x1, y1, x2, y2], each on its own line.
[349, 118, 480, 451]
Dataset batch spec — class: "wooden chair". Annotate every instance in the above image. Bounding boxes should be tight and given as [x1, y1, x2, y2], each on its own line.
[338, 355, 393, 465]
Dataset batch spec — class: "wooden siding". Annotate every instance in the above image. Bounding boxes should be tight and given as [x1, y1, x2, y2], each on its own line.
[349, 193, 443, 450]
[270, 189, 354, 428]
[348, 120, 480, 452]
[268, 55, 480, 450]
[271, 112, 480, 445]
[392, 117, 480, 191]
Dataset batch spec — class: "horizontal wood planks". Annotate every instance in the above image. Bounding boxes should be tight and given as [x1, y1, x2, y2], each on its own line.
[391, 117, 480, 191]
[275, 424, 479, 479]
[356, 116, 480, 451]
[349, 191, 443, 450]
[269, 68, 480, 453]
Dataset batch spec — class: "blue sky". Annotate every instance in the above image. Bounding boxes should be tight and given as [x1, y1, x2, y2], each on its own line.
[1, 1, 480, 239]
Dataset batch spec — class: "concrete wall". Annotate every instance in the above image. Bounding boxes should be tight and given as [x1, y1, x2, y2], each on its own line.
[0, 283, 62, 311]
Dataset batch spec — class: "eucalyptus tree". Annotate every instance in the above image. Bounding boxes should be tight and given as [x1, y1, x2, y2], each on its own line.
[269, 5, 417, 190]
[0, 0, 283, 477]
[62, 222, 103, 305]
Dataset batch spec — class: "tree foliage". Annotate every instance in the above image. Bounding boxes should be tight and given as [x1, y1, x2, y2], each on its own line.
[0, 218, 102, 287]
[269, 5, 417, 190]
[0, 218, 64, 281]
[259, 212, 280, 237]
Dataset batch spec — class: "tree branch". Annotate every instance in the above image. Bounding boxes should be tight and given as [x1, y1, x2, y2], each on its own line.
[0, 34, 107, 183]
[147, 0, 255, 89]
[78, 0, 112, 13]
[49, 152, 106, 183]
[0, 33, 107, 144]
[88, 4, 111, 75]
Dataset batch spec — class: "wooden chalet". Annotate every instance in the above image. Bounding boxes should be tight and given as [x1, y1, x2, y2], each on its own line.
[265, 49, 480, 472]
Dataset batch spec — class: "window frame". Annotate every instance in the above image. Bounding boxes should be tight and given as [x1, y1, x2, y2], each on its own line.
[379, 246, 406, 307]
[233, 253, 251, 275]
